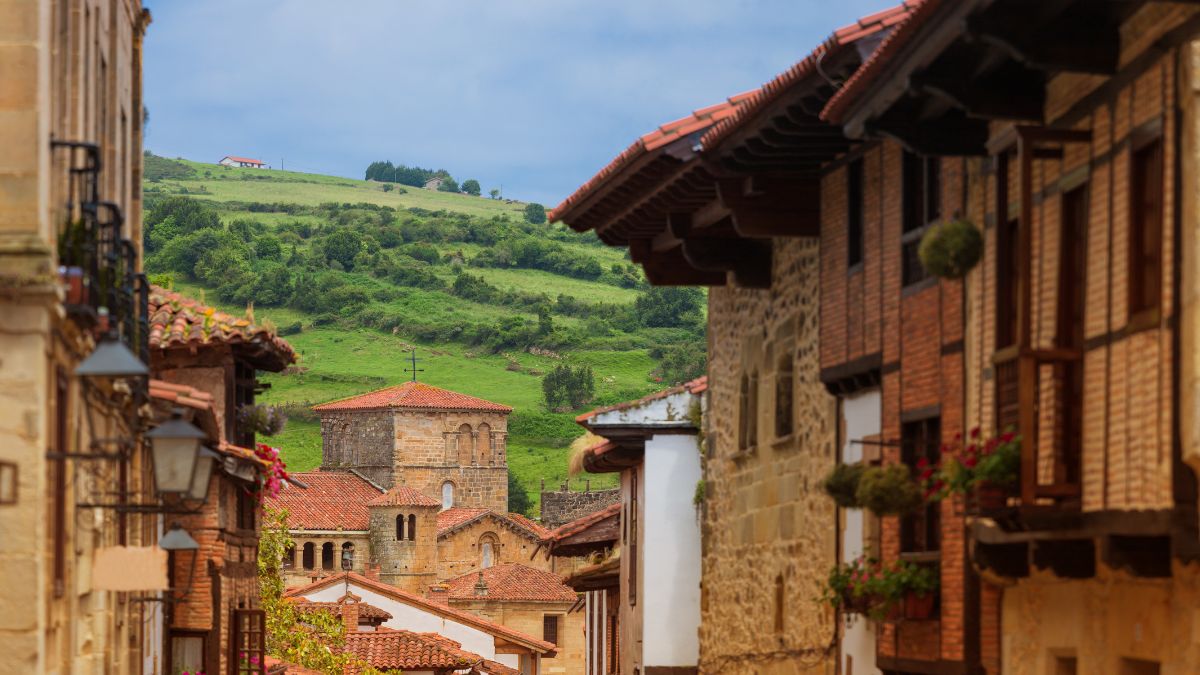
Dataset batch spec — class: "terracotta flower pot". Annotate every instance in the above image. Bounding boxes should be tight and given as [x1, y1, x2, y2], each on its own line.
[59, 266, 86, 305]
[841, 590, 876, 616]
[904, 592, 936, 620]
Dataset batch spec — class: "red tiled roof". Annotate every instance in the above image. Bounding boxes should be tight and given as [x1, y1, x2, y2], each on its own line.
[268, 470, 383, 530]
[576, 375, 707, 423]
[289, 596, 393, 621]
[345, 629, 479, 671]
[700, 2, 918, 151]
[312, 381, 512, 413]
[541, 502, 622, 545]
[477, 658, 521, 675]
[445, 563, 578, 603]
[223, 156, 264, 164]
[285, 572, 557, 654]
[436, 507, 544, 541]
[366, 484, 441, 508]
[148, 285, 296, 370]
[821, 0, 933, 123]
[548, 93, 756, 223]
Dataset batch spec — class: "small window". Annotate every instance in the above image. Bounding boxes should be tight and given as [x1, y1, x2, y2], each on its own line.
[773, 574, 785, 634]
[237, 489, 256, 531]
[232, 609, 266, 674]
[775, 354, 794, 439]
[341, 542, 354, 570]
[847, 158, 864, 268]
[1129, 137, 1163, 316]
[442, 482, 454, 510]
[1121, 658, 1160, 675]
[282, 545, 295, 570]
[396, 514, 405, 541]
[170, 634, 205, 675]
[1055, 655, 1078, 675]
[321, 542, 334, 570]
[902, 152, 940, 286]
[302, 542, 314, 570]
[408, 514, 416, 541]
[901, 417, 941, 553]
[543, 614, 560, 645]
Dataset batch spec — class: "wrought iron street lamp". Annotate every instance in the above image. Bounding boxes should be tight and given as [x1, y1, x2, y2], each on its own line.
[160, 522, 200, 603]
[74, 332, 148, 379]
[187, 447, 220, 502]
[146, 410, 204, 496]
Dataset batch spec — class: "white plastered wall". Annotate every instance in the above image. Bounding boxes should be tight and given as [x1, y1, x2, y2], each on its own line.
[842, 389, 881, 675]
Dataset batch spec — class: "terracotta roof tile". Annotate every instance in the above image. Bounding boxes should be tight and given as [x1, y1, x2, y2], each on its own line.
[148, 285, 296, 370]
[344, 629, 479, 671]
[149, 379, 274, 471]
[541, 502, 622, 545]
[267, 470, 383, 530]
[289, 596, 393, 621]
[365, 484, 441, 508]
[575, 376, 706, 423]
[548, 94, 755, 223]
[505, 512, 550, 538]
[436, 507, 544, 540]
[821, 0, 933, 123]
[445, 563, 578, 603]
[285, 572, 557, 654]
[699, 2, 919, 152]
[312, 381, 512, 413]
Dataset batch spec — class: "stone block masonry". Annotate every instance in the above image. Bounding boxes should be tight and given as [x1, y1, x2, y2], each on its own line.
[539, 485, 621, 529]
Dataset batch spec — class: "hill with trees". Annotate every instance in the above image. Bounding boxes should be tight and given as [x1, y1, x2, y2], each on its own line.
[141, 152, 706, 514]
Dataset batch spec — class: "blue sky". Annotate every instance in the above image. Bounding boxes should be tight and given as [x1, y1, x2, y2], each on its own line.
[144, 1, 897, 206]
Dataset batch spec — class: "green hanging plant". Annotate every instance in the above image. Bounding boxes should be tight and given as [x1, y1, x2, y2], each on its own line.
[822, 463, 866, 508]
[856, 465, 923, 516]
[918, 219, 983, 279]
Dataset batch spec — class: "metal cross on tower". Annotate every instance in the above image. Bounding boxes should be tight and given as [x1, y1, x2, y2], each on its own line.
[404, 350, 424, 382]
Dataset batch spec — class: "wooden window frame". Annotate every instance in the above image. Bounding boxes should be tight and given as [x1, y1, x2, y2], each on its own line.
[900, 415, 941, 554]
[236, 487, 256, 532]
[231, 608, 266, 675]
[847, 158, 864, 269]
[168, 629, 208, 675]
[543, 613, 561, 647]
[901, 152, 942, 287]
[1128, 131, 1163, 322]
[774, 353, 794, 440]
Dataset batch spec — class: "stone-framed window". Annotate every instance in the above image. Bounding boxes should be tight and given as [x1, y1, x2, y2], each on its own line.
[341, 542, 354, 570]
[321, 542, 335, 570]
[442, 481, 455, 510]
[478, 423, 492, 464]
[395, 515, 405, 541]
[775, 353, 794, 440]
[457, 424, 473, 465]
[408, 514, 416, 541]
[479, 533, 499, 568]
[302, 542, 314, 570]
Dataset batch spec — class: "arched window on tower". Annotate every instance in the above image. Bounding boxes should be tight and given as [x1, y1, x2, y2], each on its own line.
[282, 544, 295, 570]
[321, 542, 334, 570]
[302, 542, 314, 570]
[342, 542, 355, 571]
[442, 481, 454, 510]
[477, 423, 491, 465]
[457, 424, 473, 465]
[395, 514, 405, 541]
[408, 514, 416, 541]
[479, 533, 499, 569]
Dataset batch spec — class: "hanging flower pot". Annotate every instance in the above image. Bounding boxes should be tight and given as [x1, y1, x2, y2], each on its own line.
[918, 219, 983, 279]
[855, 465, 923, 516]
[822, 462, 866, 508]
[59, 266, 87, 305]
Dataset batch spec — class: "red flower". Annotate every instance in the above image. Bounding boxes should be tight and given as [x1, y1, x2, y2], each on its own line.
[964, 455, 978, 468]
[970, 427, 981, 439]
[1000, 431, 1015, 443]
[917, 457, 929, 469]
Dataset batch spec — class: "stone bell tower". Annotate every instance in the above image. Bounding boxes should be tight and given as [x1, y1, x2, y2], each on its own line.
[366, 485, 440, 594]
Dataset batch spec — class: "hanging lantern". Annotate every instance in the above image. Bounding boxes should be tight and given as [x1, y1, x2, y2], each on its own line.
[146, 410, 204, 495]
[186, 447, 220, 502]
[75, 333, 148, 379]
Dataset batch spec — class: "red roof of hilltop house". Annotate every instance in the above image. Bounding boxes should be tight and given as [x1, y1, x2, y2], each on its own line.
[223, 156, 264, 165]
[366, 484, 441, 508]
[700, 2, 919, 151]
[268, 470, 384, 530]
[312, 381, 512, 413]
[148, 285, 296, 370]
[549, 92, 756, 225]
[444, 563, 578, 603]
[285, 572, 557, 654]
[821, 0, 934, 124]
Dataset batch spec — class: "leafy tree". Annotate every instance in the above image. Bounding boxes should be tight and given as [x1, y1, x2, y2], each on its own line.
[489, 188, 501, 200]
[523, 202, 547, 224]
[461, 179, 481, 196]
[537, 304, 553, 335]
[634, 287, 704, 328]
[323, 229, 363, 269]
[652, 341, 707, 384]
[437, 177, 460, 193]
[145, 196, 221, 234]
[542, 364, 595, 411]
[508, 472, 532, 515]
[143, 152, 196, 180]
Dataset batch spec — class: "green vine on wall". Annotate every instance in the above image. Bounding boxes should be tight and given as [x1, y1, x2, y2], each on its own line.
[258, 507, 397, 675]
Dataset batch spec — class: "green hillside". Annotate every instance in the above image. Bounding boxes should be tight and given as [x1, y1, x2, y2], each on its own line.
[143, 153, 706, 514]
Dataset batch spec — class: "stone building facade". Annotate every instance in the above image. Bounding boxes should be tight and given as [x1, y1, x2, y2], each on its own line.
[539, 484, 621, 529]
[315, 381, 511, 512]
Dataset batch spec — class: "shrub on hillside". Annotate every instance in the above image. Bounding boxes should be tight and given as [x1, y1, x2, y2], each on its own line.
[461, 179, 481, 196]
[634, 287, 704, 329]
[437, 178, 460, 193]
[322, 229, 363, 270]
[143, 152, 197, 180]
[542, 364, 595, 411]
[650, 341, 706, 384]
[524, 202, 547, 224]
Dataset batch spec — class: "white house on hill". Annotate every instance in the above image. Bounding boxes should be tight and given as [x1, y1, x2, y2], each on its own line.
[218, 155, 266, 168]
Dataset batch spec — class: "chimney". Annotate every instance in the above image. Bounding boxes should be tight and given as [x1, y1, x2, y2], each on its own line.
[339, 597, 360, 634]
[427, 583, 449, 606]
[473, 571, 488, 597]
[365, 563, 381, 581]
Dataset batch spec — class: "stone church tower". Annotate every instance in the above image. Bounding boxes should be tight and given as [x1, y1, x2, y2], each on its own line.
[312, 381, 512, 512]
[366, 485, 441, 592]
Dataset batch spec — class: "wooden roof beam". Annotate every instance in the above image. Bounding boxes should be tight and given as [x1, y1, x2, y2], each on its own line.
[716, 176, 820, 238]
[910, 64, 1045, 122]
[681, 237, 772, 289]
[965, 13, 1119, 75]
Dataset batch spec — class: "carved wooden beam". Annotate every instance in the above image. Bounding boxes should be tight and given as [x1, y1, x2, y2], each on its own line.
[680, 237, 772, 289]
[966, 14, 1118, 75]
[631, 239, 727, 287]
[909, 69, 1045, 122]
[713, 176, 820, 238]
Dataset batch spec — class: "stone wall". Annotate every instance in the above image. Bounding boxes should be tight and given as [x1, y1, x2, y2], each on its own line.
[436, 516, 549, 581]
[320, 410, 395, 488]
[699, 238, 839, 675]
[283, 532, 372, 588]
[449, 598, 585, 675]
[369, 505, 440, 594]
[539, 486, 621, 529]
